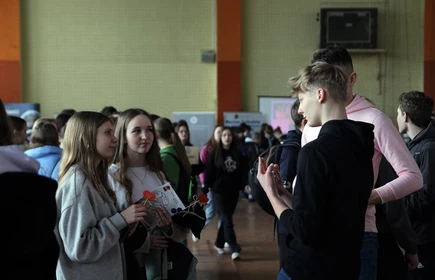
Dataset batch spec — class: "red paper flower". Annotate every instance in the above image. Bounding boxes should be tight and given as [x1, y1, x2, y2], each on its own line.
[143, 190, 156, 200]
[198, 193, 209, 204]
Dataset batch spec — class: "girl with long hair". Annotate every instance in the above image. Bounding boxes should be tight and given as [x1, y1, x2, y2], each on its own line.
[55, 111, 147, 280]
[191, 125, 223, 243]
[175, 120, 192, 147]
[205, 127, 247, 260]
[154, 117, 192, 203]
[108, 109, 192, 279]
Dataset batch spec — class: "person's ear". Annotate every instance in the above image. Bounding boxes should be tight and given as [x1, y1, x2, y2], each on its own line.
[317, 88, 326, 103]
[349, 72, 357, 88]
[403, 112, 409, 123]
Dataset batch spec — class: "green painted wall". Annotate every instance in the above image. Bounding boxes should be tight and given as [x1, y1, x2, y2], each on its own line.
[242, 0, 424, 120]
[21, 0, 216, 118]
[21, 0, 424, 122]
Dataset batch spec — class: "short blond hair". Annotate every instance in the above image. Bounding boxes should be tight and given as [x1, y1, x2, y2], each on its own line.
[288, 61, 348, 102]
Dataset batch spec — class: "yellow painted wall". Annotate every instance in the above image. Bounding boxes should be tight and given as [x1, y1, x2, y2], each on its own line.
[21, 0, 424, 121]
[241, 0, 424, 120]
[20, 0, 216, 118]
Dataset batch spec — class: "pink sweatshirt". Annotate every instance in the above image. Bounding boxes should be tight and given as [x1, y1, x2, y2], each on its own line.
[301, 94, 423, 233]
[199, 144, 212, 186]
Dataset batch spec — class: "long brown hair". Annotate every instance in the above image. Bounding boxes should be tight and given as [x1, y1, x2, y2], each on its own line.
[57, 111, 115, 203]
[174, 120, 191, 146]
[154, 117, 191, 175]
[205, 124, 223, 151]
[0, 99, 12, 146]
[111, 109, 166, 205]
[213, 127, 240, 169]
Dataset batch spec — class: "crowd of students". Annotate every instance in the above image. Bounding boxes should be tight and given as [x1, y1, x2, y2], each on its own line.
[256, 47, 434, 280]
[1, 46, 434, 280]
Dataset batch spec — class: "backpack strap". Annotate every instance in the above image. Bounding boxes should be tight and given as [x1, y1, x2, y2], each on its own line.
[272, 142, 301, 164]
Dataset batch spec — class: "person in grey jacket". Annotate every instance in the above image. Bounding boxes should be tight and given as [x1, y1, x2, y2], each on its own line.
[54, 112, 147, 280]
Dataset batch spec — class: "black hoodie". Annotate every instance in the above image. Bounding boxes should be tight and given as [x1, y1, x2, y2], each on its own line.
[279, 119, 374, 280]
[405, 120, 435, 245]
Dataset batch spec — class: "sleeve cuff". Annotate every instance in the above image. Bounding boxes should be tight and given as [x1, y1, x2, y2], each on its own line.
[110, 212, 128, 231]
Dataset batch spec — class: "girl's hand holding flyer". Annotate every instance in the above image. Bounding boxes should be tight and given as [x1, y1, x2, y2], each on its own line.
[135, 182, 186, 230]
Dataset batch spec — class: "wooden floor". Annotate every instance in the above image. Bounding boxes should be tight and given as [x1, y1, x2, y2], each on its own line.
[187, 197, 280, 280]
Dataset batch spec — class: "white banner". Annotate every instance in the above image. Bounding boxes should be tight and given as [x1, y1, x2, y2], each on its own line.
[173, 112, 215, 148]
[223, 112, 264, 132]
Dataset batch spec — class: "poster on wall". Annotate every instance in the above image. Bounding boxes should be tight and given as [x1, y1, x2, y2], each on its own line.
[258, 97, 297, 132]
[172, 112, 215, 148]
[5, 103, 41, 136]
[223, 112, 264, 132]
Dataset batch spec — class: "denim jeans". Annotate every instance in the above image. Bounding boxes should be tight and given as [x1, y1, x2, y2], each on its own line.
[205, 191, 221, 228]
[359, 232, 378, 280]
[277, 268, 292, 280]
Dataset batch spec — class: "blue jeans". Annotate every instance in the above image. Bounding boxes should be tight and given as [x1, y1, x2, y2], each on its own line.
[359, 232, 378, 280]
[205, 191, 221, 228]
[277, 268, 292, 280]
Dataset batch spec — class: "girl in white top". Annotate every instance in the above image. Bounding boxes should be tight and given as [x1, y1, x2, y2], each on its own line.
[108, 109, 190, 280]
[55, 111, 147, 280]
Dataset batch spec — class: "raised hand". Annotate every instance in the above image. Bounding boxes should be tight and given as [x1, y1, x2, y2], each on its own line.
[270, 165, 288, 197]
[256, 157, 279, 196]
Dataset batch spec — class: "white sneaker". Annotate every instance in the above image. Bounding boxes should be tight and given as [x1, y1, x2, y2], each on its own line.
[192, 235, 199, 242]
[224, 242, 230, 248]
[214, 246, 225, 255]
[231, 252, 241, 260]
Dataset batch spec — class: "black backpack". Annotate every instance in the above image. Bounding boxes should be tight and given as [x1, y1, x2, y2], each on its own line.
[161, 152, 206, 239]
[248, 142, 300, 216]
[161, 152, 192, 205]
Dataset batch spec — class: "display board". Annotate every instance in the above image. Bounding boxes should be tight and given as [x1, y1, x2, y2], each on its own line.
[172, 112, 215, 148]
[258, 96, 297, 132]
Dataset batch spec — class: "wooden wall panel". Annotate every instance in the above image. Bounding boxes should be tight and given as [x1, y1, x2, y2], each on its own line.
[0, 0, 20, 102]
[424, 0, 435, 104]
[217, 0, 241, 125]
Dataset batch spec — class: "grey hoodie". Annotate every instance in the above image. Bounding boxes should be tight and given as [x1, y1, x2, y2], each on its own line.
[0, 145, 39, 174]
[55, 166, 128, 280]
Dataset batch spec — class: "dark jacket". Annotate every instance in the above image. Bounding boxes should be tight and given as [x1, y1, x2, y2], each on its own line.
[279, 128, 302, 187]
[267, 136, 280, 148]
[0, 172, 59, 280]
[405, 121, 435, 245]
[204, 148, 247, 194]
[280, 120, 374, 280]
[375, 156, 417, 254]
[241, 140, 261, 167]
[277, 128, 302, 235]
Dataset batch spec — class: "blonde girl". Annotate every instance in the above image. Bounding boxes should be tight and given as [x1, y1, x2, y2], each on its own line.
[54, 111, 147, 280]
